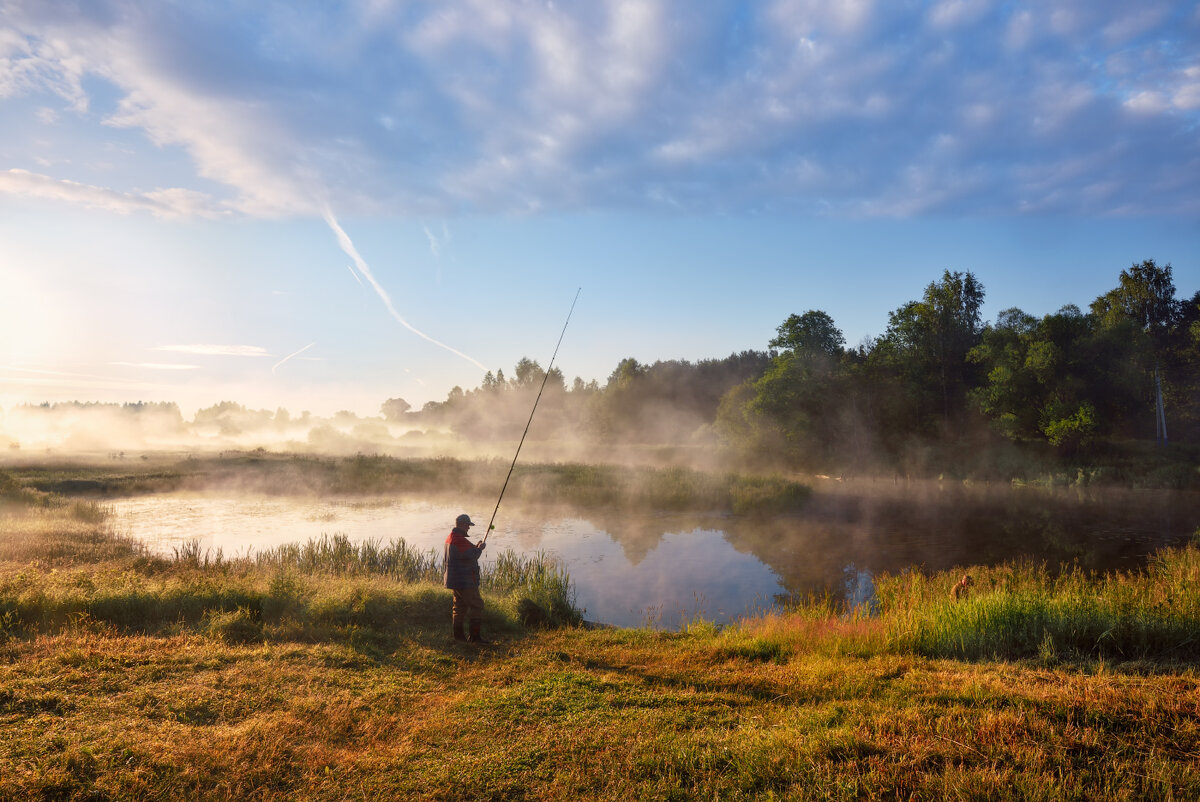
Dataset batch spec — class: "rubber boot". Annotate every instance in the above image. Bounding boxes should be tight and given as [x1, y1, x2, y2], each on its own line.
[452, 619, 467, 642]
[467, 620, 491, 645]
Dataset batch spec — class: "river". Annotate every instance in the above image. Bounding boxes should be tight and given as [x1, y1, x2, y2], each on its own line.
[111, 479, 1200, 629]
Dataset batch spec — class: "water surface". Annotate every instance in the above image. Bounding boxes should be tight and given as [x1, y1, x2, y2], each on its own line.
[113, 495, 783, 628]
[112, 480, 1200, 629]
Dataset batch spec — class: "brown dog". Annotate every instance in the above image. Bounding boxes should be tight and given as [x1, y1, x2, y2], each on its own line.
[951, 574, 973, 601]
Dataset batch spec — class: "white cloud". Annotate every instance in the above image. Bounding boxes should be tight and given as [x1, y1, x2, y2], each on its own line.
[110, 362, 200, 370]
[1125, 91, 1169, 114]
[928, 0, 993, 31]
[154, 345, 272, 357]
[1102, 6, 1171, 45]
[1175, 79, 1200, 111]
[767, 0, 875, 37]
[0, 0, 1196, 219]
[0, 26, 88, 110]
[1004, 10, 1034, 50]
[422, 224, 441, 258]
[0, 168, 225, 218]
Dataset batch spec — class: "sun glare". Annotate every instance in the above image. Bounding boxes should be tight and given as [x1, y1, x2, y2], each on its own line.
[0, 270, 68, 367]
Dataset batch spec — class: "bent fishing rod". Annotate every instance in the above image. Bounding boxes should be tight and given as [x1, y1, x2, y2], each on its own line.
[483, 287, 581, 543]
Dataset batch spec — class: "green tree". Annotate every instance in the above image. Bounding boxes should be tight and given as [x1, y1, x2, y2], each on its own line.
[380, 397, 411, 421]
[879, 270, 985, 428]
[605, 358, 644, 391]
[769, 310, 845, 364]
[513, 357, 543, 387]
[1091, 260, 1183, 442]
[967, 307, 1042, 440]
[512, 357, 565, 391]
[968, 304, 1142, 450]
[721, 312, 849, 468]
[1090, 259, 1180, 347]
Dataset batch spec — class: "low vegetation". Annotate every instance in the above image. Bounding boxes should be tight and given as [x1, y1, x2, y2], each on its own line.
[1, 472, 1198, 799]
[8, 452, 815, 515]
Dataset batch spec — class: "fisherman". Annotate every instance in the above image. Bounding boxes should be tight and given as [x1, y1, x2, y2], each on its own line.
[444, 513, 490, 644]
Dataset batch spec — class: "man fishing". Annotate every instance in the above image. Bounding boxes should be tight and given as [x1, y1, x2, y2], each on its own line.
[446, 289, 578, 646]
[444, 513, 490, 644]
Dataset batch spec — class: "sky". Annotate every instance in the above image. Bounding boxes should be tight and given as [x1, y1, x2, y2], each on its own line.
[1, 0, 1198, 419]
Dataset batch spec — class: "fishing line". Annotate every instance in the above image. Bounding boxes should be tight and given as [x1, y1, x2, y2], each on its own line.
[483, 287, 581, 543]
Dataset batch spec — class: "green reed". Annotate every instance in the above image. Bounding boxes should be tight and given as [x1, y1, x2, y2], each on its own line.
[878, 541, 1200, 662]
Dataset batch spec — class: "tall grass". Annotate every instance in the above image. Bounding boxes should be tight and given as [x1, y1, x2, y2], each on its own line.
[251, 534, 441, 582]
[1, 471, 142, 564]
[0, 476, 581, 640]
[876, 541, 1200, 662]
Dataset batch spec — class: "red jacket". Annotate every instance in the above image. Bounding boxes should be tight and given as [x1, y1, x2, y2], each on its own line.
[443, 527, 482, 589]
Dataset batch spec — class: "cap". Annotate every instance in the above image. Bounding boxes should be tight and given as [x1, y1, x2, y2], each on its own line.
[456, 513, 474, 527]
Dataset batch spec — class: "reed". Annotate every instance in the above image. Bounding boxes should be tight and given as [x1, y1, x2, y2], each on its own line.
[876, 542, 1200, 662]
[252, 533, 442, 582]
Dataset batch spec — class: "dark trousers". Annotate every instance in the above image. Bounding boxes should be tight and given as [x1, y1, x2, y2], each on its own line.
[451, 587, 484, 623]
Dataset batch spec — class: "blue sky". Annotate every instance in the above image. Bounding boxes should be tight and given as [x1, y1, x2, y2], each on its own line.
[1, 0, 1197, 417]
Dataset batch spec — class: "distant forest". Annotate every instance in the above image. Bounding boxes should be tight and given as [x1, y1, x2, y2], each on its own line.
[410, 259, 1199, 476]
[11, 260, 1198, 482]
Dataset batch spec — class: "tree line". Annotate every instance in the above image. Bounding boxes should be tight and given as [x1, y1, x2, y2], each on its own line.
[405, 260, 1199, 475]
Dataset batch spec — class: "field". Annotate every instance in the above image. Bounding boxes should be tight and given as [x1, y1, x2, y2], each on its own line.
[1, 460, 1199, 800]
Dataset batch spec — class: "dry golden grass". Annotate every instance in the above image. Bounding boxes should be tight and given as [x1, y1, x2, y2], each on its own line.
[3, 625, 1198, 800]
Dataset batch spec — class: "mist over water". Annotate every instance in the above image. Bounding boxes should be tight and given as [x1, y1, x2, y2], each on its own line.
[111, 480, 1200, 629]
[112, 494, 785, 628]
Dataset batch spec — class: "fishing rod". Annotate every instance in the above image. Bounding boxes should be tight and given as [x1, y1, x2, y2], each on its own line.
[483, 287, 581, 543]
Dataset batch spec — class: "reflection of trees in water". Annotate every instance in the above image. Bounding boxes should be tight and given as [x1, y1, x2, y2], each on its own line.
[579, 511, 722, 566]
[580, 482, 1200, 599]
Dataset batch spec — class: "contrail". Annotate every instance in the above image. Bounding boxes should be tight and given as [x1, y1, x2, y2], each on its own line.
[345, 263, 364, 286]
[272, 342, 316, 374]
[322, 207, 486, 371]
[422, 224, 440, 258]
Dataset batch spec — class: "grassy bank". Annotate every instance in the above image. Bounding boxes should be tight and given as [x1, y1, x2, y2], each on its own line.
[6, 452, 814, 515]
[2, 475, 1199, 799]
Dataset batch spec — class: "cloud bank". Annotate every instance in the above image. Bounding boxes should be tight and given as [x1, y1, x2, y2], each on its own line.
[1, 0, 1197, 218]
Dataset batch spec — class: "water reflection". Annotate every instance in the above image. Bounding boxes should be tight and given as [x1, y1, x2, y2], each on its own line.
[112, 480, 1200, 630]
[113, 496, 785, 629]
[525, 521, 784, 628]
[843, 565, 878, 615]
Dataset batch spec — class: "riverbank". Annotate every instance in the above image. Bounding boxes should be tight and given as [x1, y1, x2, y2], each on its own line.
[4, 451, 814, 516]
[2, 475, 1198, 799]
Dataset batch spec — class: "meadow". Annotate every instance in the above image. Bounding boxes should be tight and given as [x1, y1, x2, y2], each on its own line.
[1, 463, 1198, 800]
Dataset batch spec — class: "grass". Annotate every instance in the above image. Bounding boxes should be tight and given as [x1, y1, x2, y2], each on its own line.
[873, 548, 1200, 663]
[1, 468, 1199, 799]
[4, 452, 814, 514]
